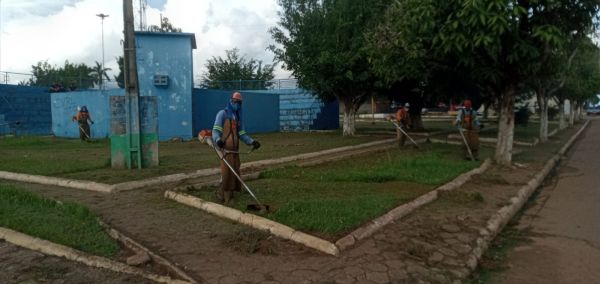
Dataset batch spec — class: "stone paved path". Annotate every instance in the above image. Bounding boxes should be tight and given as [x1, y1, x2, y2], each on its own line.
[0, 123, 583, 283]
[490, 119, 600, 283]
[0, 241, 150, 284]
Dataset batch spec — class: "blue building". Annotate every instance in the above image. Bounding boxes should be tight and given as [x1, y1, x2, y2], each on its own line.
[135, 31, 196, 140]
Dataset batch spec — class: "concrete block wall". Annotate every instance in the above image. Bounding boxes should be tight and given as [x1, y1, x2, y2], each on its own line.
[0, 84, 52, 135]
[192, 89, 280, 136]
[248, 89, 339, 131]
[51, 89, 122, 139]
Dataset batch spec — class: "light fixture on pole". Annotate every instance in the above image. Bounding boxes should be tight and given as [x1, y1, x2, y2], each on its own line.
[96, 13, 109, 89]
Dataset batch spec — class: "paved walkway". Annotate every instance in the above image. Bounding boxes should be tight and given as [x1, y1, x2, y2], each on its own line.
[0, 241, 150, 284]
[491, 119, 600, 283]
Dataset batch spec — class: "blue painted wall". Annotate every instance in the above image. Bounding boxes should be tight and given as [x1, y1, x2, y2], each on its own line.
[51, 89, 122, 138]
[0, 84, 51, 135]
[136, 32, 196, 140]
[248, 89, 339, 131]
[192, 89, 279, 136]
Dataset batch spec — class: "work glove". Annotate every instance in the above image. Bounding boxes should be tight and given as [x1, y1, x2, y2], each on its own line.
[251, 140, 261, 150]
[216, 139, 225, 148]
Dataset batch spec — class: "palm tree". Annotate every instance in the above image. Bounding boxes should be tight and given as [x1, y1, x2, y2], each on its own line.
[89, 61, 112, 90]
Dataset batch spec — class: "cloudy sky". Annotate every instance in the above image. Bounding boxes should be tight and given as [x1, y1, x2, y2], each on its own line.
[0, 0, 291, 85]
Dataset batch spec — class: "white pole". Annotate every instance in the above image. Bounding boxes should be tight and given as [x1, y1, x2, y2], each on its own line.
[96, 13, 109, 90]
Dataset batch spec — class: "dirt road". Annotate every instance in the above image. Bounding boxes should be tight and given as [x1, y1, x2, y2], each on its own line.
[490, 119, 600, 283]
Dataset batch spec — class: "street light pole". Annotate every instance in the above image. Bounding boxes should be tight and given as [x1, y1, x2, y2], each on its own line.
[96, 13, 109, 90]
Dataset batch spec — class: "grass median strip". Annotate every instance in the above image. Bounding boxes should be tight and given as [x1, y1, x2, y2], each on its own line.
[0, 133, 386, 184]
[188, 143, 485, 239]
[0, 184, 120, 258]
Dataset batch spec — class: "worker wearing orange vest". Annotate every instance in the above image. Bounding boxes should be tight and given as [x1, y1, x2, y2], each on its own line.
[212, 92, 261, 205]
[72, 106, 94, 141]
[454, 100, 481, 160]
[390, 103, 411, 146]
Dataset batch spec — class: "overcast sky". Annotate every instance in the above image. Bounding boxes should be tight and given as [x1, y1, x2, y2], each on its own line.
[0, 0, 291, 85]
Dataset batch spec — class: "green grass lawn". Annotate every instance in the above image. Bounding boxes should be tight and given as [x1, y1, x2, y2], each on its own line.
[0, 132, 387, 184]
[0, 184, 120, 258]
[355, 119, 456, 134]
[479, 121, 558, 141]
[188, 143, 487, 238]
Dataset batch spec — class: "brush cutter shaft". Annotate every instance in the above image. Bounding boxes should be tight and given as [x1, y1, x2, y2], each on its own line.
[457, 127, 475, 161]
[78, 125, 91, 139]
[206, 138, 264, 207]
[390, 120, 419, 147]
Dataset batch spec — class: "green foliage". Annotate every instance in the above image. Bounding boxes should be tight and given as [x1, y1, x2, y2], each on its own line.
[27, 60, 95, 90]
[114, 56, 124, 88]
[148, 16, 182, 33]
[270, 0, 391, 135]
[88, 61, 111, 89]
[0, 185, 120, 258]
[558, 38, 600, 105]
[201, 48, 275, 90]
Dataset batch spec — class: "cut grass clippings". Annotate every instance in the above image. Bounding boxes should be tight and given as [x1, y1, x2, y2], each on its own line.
[189, 143, 486, 239]
[0, 184, 120, 258]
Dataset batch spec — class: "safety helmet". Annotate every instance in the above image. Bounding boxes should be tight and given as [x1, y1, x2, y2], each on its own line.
[81, 106, 88, 112]
[463, 100, 472, 108]
[404, 103, 410, 108]
[232, 92, 243, 101]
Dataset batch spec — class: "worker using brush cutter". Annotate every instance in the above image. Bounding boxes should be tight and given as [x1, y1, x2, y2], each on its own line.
[454, 100, 481, 160]
[212, 92, 261, 205]
[388, 103, 411, 146]
[72, 106, 94, 141]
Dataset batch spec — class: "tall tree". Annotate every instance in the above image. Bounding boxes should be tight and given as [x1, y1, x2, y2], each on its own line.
[148, 16, 182, 32]
[89, 61, 112, 90]
[28, 60, 95, 90]
[424, 0, 598, 165]
[270, 0, 390, 136]
[201, 48, 275, 90]
[114, 56, 124, 88]
[557, 39, 600, 127]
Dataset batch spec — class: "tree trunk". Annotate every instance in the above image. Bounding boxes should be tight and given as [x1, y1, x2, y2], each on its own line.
[569, 101, 575, 127]
[538, 94, 549, 143]
[411, 113, 424, 130]
[558, 100, 567, 130]
[342, 98, 356, 136]
[495, 87, 516, 166]
[483, 103, 490, 120]
[579, 104, 586, 120]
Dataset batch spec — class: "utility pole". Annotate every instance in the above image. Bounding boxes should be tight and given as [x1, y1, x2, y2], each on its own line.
[123, 0, 142, 169]
[96, 13, 109, 90]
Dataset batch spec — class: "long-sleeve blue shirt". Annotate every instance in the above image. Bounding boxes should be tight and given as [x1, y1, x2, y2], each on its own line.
[212, 108, 254, 146]
[455, 108, 481, 129]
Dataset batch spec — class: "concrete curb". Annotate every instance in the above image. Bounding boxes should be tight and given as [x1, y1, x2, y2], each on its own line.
[109, 139, 398, 192]
[335, 158, 492, 250]
[0, 139, 397, 193]
[0, 171, 113, 193]
[464, 120, 590, 274]
[447, 134, 537, 147]
[102, 223, 198, 284]
[0, 227, 191, 284]
[163, 190, 339, 256]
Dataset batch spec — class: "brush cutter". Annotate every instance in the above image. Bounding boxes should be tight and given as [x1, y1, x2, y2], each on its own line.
[388, 119, 420, 149]
[457, 126, 475, 161]
[77, 124, 93, 141]
[198, 130, 268, 213]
